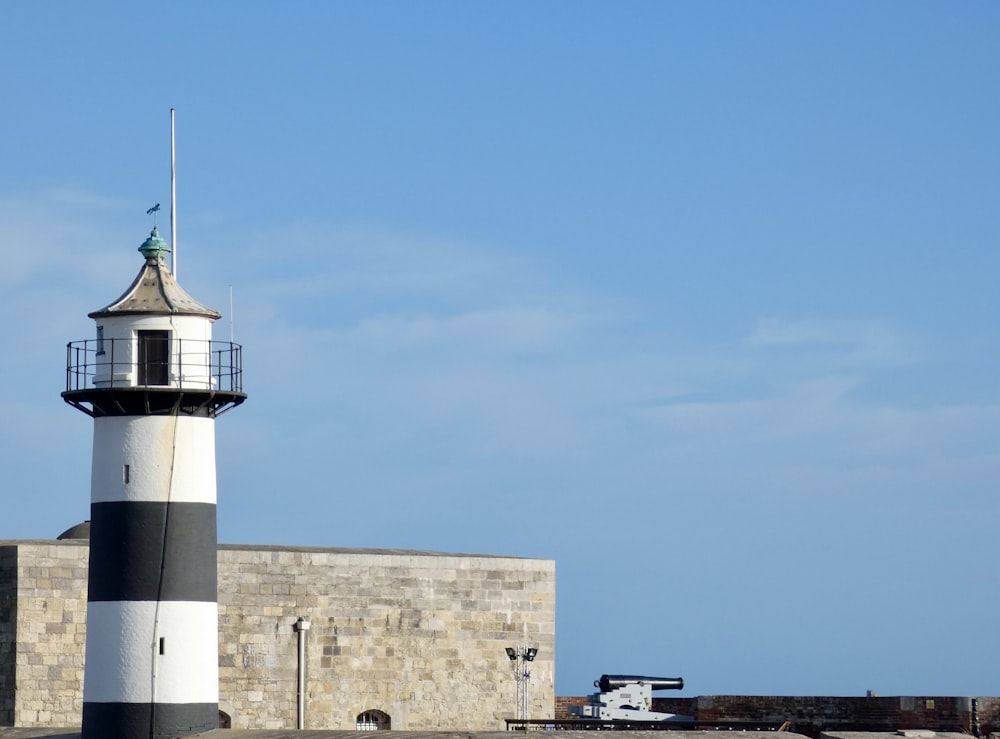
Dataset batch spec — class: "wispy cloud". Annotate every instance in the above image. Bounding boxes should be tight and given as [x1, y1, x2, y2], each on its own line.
[219, 220, 548, 303]
[346, 305, 583, 354]
[0, 189, 138, 295]
[746, 316, 919, 366]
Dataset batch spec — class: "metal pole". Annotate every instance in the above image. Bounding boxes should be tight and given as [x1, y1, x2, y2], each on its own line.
[170, 108, 177, 277]
[293, 617, 311, 729]
[524, 666, 529, 722]
[519, 645, 537, 723]
[507, 644, 537, 724]
[517, 658, 524, 721]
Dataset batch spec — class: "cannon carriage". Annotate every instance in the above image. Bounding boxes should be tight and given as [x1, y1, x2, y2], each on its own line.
[569, 674, 691, 722]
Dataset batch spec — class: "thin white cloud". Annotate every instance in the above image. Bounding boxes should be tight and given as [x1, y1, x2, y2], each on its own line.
[746, 316, 918, 366]
[36, 186, 126, 210]
[0, 189, 137, 295]
[218, 220, 547, 304]
[347, 305, 582, 354]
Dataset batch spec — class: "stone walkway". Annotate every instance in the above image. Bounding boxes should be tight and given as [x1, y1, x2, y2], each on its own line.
[0, 731, 806, 739]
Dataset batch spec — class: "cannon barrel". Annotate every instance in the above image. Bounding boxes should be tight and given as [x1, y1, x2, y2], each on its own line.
[596, 674, 684, 692]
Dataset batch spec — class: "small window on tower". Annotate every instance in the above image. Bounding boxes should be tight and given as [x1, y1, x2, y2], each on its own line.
[96, 326, 105, 356]
[123, 465, 130, 484]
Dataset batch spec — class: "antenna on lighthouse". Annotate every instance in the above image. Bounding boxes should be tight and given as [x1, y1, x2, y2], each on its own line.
[170, 107, 178, 277]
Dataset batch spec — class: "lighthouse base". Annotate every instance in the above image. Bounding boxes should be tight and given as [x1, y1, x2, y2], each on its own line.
[82, 701, 218, 739]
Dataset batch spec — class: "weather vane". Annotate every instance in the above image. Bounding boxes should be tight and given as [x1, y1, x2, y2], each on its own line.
[146, 203, 161, 227]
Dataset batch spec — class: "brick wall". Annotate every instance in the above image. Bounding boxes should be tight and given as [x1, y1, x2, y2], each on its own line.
[558, 693, 1000, 736]
[684, 695, 978, 735]
[554, 695, 587, 718]
[973, 697, 1000, 735]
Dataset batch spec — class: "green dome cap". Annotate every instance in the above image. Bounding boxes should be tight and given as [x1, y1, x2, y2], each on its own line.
[138, 227, 171, 260]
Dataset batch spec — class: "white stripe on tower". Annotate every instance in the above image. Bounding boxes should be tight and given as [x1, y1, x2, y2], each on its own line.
[84, 601, 219, 704]
[91, 416, 217, 504]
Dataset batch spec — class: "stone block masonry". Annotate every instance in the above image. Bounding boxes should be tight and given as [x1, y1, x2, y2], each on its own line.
[0, 539, 555, 732]
[216, 545, 555, 731]
[0, 541, 89, 729]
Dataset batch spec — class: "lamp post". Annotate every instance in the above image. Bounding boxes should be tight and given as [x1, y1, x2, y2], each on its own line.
[505, 646, 538, 722]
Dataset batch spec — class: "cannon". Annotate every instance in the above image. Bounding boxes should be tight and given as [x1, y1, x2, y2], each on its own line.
[569, 674, 690, 722]
[596, 674, 684, 693]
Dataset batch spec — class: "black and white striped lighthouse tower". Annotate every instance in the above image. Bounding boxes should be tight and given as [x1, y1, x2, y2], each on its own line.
[63, 227, 245, 739]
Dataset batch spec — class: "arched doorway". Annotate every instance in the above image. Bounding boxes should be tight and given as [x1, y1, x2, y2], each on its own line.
[356, 709, 391, 730]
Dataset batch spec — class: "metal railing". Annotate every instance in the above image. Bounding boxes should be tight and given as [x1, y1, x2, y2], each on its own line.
[65, 338, 243, 394]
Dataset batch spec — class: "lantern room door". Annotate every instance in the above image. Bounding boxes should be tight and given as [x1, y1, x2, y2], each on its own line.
[137, 329, 170, 386]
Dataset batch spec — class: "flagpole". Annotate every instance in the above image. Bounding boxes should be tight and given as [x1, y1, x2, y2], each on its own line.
[170, 108, 177, 277]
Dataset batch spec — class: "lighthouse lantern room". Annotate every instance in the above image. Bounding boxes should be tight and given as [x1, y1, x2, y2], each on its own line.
[63, 226, 245, 739]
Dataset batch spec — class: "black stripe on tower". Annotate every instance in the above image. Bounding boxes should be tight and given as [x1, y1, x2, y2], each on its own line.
[88, 501, 217, 602]
[82, 701, 218, 739]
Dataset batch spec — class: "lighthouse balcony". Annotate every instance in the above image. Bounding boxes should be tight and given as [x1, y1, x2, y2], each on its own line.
[63, 338, 246, 417]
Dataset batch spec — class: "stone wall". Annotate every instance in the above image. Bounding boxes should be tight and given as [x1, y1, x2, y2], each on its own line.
[0, 545, 18, 726]
[4, 541, 89, 728]
[0, 540, 555, 732]
[217, 545, 555, 731]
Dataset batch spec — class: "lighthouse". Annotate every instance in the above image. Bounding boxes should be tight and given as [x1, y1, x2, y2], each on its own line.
[63, 227, 245, 739]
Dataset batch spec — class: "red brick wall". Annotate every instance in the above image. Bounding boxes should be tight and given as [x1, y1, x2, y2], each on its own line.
[554, 695, 588, 719]
[557, 694, 1000, 736]
[683, 695, 971, 735]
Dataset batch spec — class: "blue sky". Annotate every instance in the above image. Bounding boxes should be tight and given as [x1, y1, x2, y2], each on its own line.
[2, 2, 1000, 698]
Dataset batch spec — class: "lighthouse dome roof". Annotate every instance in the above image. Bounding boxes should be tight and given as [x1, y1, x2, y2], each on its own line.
[89, 228, 221, 320]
